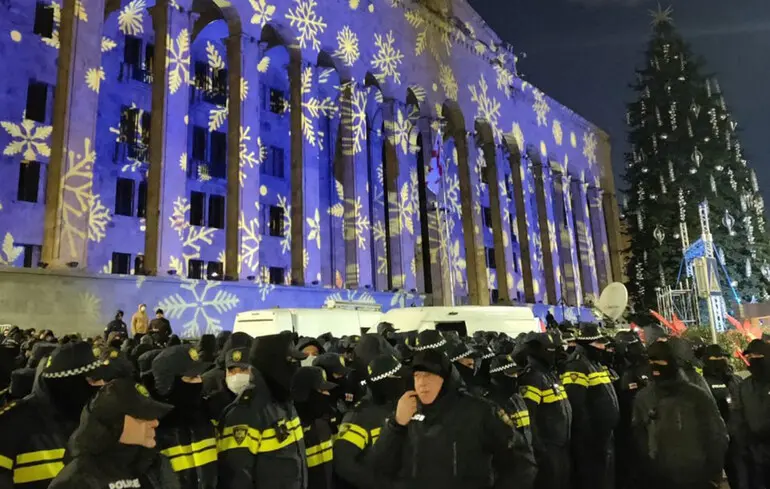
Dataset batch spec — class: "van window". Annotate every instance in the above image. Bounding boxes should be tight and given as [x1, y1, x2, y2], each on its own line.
[435, 321, 467, 338]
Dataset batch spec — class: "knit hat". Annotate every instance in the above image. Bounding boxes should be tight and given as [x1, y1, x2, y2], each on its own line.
[412, 349, 452, 379]
[367, 354, 405, 383]
[41, 342, 102, 379]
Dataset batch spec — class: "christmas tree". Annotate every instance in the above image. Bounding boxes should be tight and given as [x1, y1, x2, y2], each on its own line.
[622, 5, 770, 319]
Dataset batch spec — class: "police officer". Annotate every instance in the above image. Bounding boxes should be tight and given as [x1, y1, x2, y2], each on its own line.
[314, 352, 353, 424]
[292, 367, 338, 489]
[334, 354, 407, 489]
[702, 344, 745, 489]
[48, 378, 179, 489]
[561, 326, 619, 489]
[518, 332, 572, 489]
[201, 332, 252, 397]
[666, 337, 713, 395]
[0, 342, 103, 489]
[447, 339, 485, 396]
[217, 331, 307, 489]
[734, 339, 770, 488]
[151, 345, 217, 489]
[487, 354, 533, 447]
[370, 347, 535, 489]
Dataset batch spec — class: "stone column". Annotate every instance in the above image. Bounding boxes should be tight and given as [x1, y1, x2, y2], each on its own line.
[462, 140, 490, 305]
[572, 178, 600, 302]
[533, 162, 562, 304]
[486, 144, 515, 303]
[290, 60, 322, 285]
[589, 186, 612, 289]
[143, 0, 195, 276]
[225, 33, 262, 280]
[520, 159, 546, 303]
[368, 117, 389, 292]
[42, 0, 106, 269]
[555, 173, 582, 306]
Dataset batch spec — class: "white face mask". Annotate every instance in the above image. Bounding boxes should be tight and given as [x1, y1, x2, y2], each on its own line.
[301, 355, 317, 367]
[226, 373, 251, 396]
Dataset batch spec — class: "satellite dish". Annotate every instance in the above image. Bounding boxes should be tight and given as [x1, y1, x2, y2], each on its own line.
[596, 282, 629, 321]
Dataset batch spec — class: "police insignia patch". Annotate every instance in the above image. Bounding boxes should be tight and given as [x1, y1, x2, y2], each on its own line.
[189, 348, 199, 361]
[110, 350, 119, 359]
[570, 373, 578, 382]
[234, 426, 247, 445]
[340, 356, 346, 366]
[232, 350, 242, 362]
[136, 383, 150, 398]
[93, 347, 101, 358]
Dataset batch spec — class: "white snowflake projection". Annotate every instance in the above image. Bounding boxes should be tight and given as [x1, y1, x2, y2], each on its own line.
[341, 85, 366, 156]
[334, 26, 360, 67]
[157, 279, 240, 338]
[286, 0, 327, 52]
[179, 152, 188, 173]
[85, 67, 105, 93]
[239, 208, 261, 273]
[532, 89, 550, 127]
[301, 66, 337, 148]
[306, 208, 322, 249]
[208, 101, 227, 132]
[552, 119, 563, 146]
[510, 122, 524, 152]
[583, 132, 598, 167]
[101, 37, 117, 53]
[206, 41, 225, 71]
[248, 0, 276, 27]
[1, 119, 53, 160]
[100, 260, 112, 274]
[493, 55, 514, 99]
[168, 197, 217, 276]
[257, 56, 270, 73]
[254, 266, 276, 300]
[404, 9, 451, 61]
[88, 195, 111, 243]
[385, 109, 415, 155]
[118, 0, 145, 36]
[277, 195, 292, 254]
[239, 126, 266, 186]
[80, 292, 102, 323]
[468, 74, 502, 142]
[351, 197, 370, 249]
[327, 289, 376, 304]
[328, 180, 345, 219]
[0, 233, 23, 266]
[371, 31, 404, 85]
[438, 64, 458, 101]
[167, 29, 191, 95]
[60, 138, 96, 259]
[240, 78, 249, 102]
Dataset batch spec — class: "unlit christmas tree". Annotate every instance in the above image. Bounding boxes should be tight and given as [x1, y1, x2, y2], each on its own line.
[622, 6, 770, 317]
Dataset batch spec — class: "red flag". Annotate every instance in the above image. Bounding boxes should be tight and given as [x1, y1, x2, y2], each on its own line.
[726, 314, 762, 341]
[671, 313, 688, 336]
[650, 309, 677, 335]
[539, 319, 547, 333]
[735, 349, 750, 367]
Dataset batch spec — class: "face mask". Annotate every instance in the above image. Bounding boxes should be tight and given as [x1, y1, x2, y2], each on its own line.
[301, 355, 317, 367]
[566, 345, 577, 356]
[226, 372, 251, 396]
[651, 362, 678, 381]
[704, 358, 730, 377]
[140, 307, 146, 312]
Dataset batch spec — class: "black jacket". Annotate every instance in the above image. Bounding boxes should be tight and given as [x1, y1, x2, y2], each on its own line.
[485, 389, 533, 448]
[303, 418, 334, 489]
[704, 370, 741, 426]
[0, 377, 83, 489]
[217, 370, 307, 489]
[334, 397, 393, 489]
[148, 318, 172, 344]
[631, 377, 728, 488]
[734, 372, 770, 446]
[48, 391, 179, 489]
[518, 357, 572, 452]
[105, 320, 128, 339]
[155, 404, 218, 489]
[369, 379, 536, 489]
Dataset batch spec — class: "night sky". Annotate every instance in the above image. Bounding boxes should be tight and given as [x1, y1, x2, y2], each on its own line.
[468, 0, 770, 205]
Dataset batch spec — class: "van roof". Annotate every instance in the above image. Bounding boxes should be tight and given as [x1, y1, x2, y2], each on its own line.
[382, 306, 537, 335]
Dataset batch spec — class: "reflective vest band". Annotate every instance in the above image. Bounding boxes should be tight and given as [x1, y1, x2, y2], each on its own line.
[161, 438, 217, 458]
[513, 411, 531, 428]
[337, 423, 370, 450]
[587, 371, 612, 386]
[0, 455, 13, 470]
[16, 449, 66, 465]
[218, 417, 303, 455]
[561, 372, 589, 388]
[166, 448, 218, 472]
[13, 462, 65, 484]
[306, 440, 334, 468]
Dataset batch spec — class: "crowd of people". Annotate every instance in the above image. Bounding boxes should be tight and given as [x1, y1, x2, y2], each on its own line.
[0, 317, 768, 489]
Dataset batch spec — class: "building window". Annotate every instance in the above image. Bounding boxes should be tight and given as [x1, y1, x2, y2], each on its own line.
[207, 261, 224, 280]
[137, 180, 147, 218]
[486, 247, 496, 269]
[119, 106, 150, 162]
[269, 266, 285, 285]
[111, 252, 131, 275]
[262, 146, 285, 178]
[513, 252, 519, 273]
[21, 245, 41, 268]
[505, 175, 513, 197]
[480, 164, 489, 185]
[267, 206, 284, 237]
[190, 191, 205, 226]
[269, 88, 285, 114]
[123, 36, 153, 83]
[114, 178, 135, 216]
[209, 131, 227, 179]
[490, 288, 499, 304]
[188, 259, 204, 279]
[134, 254, 145, 275]
[33, 2, 55, 38]
[26, 81, 48, 123]
[482, 206, 493, 229]
[17, 161, 41, 203]
[208, 194, 225, 229]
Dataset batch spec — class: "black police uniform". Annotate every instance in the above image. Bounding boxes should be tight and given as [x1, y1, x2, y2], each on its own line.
[0, 342, 102, 489]
[48, 378, 179, 489]
[217, 333, 307, 489]
[614, 356, 650, 489]
[518, 334, 572, 489]
[561, 341, 619, 489]
[734, 340, 770, 488]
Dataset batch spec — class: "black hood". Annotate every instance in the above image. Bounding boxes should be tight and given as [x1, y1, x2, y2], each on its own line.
[352, 334, 396, 372]
[69, 399, 124, 456]
[249, 333, 300, 401]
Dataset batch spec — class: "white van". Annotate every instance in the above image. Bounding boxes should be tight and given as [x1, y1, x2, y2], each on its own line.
[233, 306, 384, 339]
[380, 306, 542, 338]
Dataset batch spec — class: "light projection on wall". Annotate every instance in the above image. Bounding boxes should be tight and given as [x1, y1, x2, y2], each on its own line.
[583, 131, 598, 167]
[249, 0, 277, 27]
[469, 75, 502, 142]
[533, 89, 550, 127]
[2, 120, 52, 160]
[372, 30, 404, 84]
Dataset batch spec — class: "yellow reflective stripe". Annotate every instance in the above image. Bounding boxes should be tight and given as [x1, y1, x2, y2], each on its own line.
[588, 371, 612, 386]
[161, 438, 217, 458]
[561, 372, 589, 388]
[512, 410, 530, 428]
[306, 441, 333, 468]
[167, 448, 218, 472]
[13, 462, 65, 484]
[217, 433, 260, 455]
[541, 388, 568, 403]
[370, 427, 381, 445]
[695, 366, 703, 376]
[257, 419, 304, 453]
[16, 449, 66, 465]
[521, 386, 543, 404]
[0, 454, 13, 470]
[337, 423, 369, 450]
